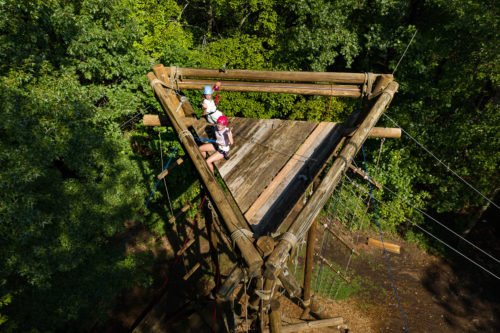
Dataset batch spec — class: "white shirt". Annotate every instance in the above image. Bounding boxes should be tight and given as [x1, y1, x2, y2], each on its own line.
[215, 128, 230, 152]
[202, 99, 223, 124]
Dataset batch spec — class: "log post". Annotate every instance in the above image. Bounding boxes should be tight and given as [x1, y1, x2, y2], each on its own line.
[269, 299, 282, 333]
[264, 81, 399, 279]
[345, 126, 401, 139]
[301, 217, 317, 318]
[148, 72, 263, 275]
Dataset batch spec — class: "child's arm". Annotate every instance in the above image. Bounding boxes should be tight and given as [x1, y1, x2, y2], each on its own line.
[228, 127, 234, 145]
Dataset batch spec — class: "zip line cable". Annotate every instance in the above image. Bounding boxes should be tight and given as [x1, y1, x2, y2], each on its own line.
[392, 29, 418, 75]
[349, 158, 500, 265]
[383, 113, 500, 210]
[362, 145, 409, 332]
[344, 174, 500, 281]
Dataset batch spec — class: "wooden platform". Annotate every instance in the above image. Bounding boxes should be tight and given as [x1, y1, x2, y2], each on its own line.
[193, 117, 343, 236]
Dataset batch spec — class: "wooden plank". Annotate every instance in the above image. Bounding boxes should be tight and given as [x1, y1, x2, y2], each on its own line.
[174, 66, 372, 84]
[244, 122, 324, 222]
[264, 81, 399, 279]
[222, 119, 316, 213]
[262, 317, 344, 333]
[367, 237, 401, 254]
[249, 123, 343, 234]
[157, 158, 184, 180]
[177, 79, 361, 97]
[183, 263, 201, 280]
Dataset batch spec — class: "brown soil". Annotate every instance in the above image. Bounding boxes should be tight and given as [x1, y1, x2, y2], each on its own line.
[94, 214, 500, 332]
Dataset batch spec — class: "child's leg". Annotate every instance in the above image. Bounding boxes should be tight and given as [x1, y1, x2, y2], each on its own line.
[206, 152, 225, 173]
[198, 143, 215, 158]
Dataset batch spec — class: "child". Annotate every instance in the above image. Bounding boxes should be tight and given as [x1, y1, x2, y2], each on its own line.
[202, 83, 223, 124]
[199, 116, 233, 173]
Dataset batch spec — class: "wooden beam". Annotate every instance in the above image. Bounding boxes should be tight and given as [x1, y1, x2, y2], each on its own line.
[262, 317, 344, 333]
[176, 238, 195, 256]
[278, 266, 301, 298]
[302, 218, 317, 308]
[217, 266, 245, 300]
[269, 299, 282, 333]
[173, 66, 374, 84]
[183, 262, 201, 280]
[315, 253, 350, 283]
[345, 126, 401, 138]
[177, 79, 361, 97]
[347, 164, 382, 189]
[157, 158, 185, 180]
[264, 81, 399, 279]
[148, 72, 263, 275]
[367, 237, 400, 254]
[319, 223, 360, 255]
[244, 122, 329, 221]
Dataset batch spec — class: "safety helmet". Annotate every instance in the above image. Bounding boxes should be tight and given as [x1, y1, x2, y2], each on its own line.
[217, 116, 229, 126]
[203, 85, 213, 95]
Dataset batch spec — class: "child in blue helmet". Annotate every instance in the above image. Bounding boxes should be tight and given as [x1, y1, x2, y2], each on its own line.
[202, 82, 224, 124]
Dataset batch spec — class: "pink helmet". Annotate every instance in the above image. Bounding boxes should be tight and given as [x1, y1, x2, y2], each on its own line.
[217, 115, 228, 126]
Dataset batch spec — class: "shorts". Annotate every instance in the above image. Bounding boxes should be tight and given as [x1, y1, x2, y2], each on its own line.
[212, 143, 230, 160]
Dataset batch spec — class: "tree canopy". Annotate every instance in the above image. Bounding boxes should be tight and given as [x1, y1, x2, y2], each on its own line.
[0, 0, 498, 330]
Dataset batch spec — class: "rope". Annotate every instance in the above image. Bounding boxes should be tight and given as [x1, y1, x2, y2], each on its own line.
[194, 136, 216, 143]
[230, 228, 254, 247]
[383, 113, 499, 210]
[280, 231, 298, 248]
[178, 129, 193, 141]
[361, 144, 409, 332]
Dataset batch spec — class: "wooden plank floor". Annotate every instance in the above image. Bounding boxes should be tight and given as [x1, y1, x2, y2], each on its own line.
[193, 117, 341, 235]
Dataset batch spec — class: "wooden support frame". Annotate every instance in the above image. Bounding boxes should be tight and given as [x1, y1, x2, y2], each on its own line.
[264, 81, 399, 279]
[148, 69, 263, 275]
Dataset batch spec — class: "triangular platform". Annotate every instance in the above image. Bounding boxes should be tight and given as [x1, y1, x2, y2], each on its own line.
[193, 118, 343, 236]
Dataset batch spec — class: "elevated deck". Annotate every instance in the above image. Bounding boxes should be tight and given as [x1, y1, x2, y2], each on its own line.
[193, 118, 343, 236]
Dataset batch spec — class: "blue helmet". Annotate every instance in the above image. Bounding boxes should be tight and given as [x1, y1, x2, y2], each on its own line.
[203, 85, 213, 95]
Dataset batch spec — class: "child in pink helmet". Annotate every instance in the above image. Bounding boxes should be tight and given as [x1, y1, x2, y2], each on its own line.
[199, 116, 233, 172]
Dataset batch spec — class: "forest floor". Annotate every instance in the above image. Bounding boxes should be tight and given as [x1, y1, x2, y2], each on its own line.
[95, 212, 500, 332]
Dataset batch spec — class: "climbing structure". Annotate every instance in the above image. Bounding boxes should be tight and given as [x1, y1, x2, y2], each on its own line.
[137, 64, 400, 332]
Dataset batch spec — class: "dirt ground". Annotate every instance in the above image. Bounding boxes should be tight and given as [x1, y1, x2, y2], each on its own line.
[94, 212, 500, 332]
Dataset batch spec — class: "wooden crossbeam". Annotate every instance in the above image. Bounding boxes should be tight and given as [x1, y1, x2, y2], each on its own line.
[315, 253, 350, 283]
[177, 79, 361, 97]
[171, 66, 374, 84]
